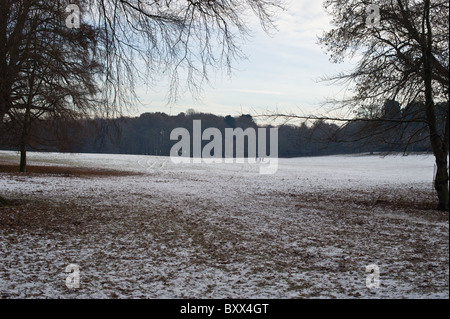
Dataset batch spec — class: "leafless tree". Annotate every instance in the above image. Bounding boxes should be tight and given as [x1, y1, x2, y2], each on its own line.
[0, 0, 282, 202]
[1, 1, 101, 172]
[38, 0, 278, 118]
[1, 0, 283, 126]
[261, 0, 448, 210]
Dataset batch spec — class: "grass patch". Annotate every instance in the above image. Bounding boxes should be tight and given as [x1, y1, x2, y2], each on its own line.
[0, 163, 142, 177]
[0, 195, 9, 207]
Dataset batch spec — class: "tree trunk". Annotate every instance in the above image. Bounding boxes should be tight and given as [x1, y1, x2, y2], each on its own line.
[19, 142, 27, 173]
[434, 103, 449, 211]
[19, 116, 29, 173]
[434, 157, 449, 211]
[19, 82, 33, 173]
[425, 98, 449, 212]
[423, 0, 449, 211]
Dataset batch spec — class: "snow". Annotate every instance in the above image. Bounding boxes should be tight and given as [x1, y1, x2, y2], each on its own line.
[0, 150, 448, 299]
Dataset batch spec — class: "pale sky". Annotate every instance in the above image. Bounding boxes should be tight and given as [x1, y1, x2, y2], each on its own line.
[133, 1, 354, 119]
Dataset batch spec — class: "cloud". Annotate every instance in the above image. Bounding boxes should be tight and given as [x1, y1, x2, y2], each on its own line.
[136, 1, 352, 118]
[227, 89, 283, 95]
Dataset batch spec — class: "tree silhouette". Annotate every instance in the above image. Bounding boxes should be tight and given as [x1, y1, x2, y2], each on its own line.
[261, 0, 448, 210]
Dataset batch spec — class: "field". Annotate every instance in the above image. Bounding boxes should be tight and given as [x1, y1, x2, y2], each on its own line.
[0, 151, 448, 298]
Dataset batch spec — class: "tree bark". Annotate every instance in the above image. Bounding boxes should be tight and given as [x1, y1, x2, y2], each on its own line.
[428, 105, 449, 211]
[18, 68, 34, 173]
[19, 142, 27, 173]
[19, 108, 31, 173]
[423, 0, 449, 211]
[434, 103, 449, 211]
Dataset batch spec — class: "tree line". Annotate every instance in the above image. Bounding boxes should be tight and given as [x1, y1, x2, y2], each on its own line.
[2, 100, 440, 158]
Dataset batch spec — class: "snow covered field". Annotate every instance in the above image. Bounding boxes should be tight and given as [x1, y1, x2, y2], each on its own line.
[0, 151, 448, 298]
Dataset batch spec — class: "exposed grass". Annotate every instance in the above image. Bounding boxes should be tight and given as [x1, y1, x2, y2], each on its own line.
[0, 195, 9, 207]
[0, 163, 142, 177]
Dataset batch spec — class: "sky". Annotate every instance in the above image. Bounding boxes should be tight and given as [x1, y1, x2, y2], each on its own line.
[133, 1, 354, 120]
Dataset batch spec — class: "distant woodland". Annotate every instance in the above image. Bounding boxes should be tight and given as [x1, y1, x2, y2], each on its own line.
[2, 101, 444, 158]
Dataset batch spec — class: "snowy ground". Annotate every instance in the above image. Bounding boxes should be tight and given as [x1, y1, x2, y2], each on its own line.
[0, 151, 448, 298]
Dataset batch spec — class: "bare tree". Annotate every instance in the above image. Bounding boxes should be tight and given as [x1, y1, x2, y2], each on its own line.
[1, 0, 282, 122]
[85, 0, 282, 110]
[263, 0, 448, 210]
[0, 0, 282, 201]
[2, 1, 101, 172]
